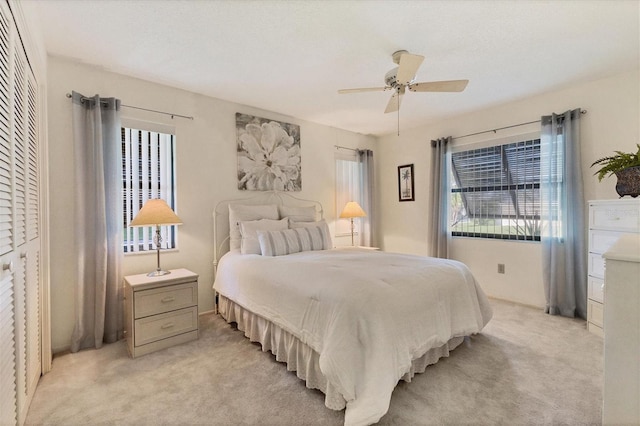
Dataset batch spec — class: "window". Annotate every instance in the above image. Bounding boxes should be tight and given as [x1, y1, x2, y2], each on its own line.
[450, 136, 541, 241]
[122, 126, 177, 253]
[335, 151, 362, 237]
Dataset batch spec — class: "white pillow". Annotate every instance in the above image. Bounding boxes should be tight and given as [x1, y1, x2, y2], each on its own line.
[278, 205, 317, 222]
[239, 218, 289, 255]
[289, 219, 332, 249]
[258, 227, 325, 256]
[228, 204, 279, 250]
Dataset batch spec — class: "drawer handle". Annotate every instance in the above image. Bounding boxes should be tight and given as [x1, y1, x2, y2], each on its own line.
[161, 296, 176, 303]
[161, 322, 175, 329]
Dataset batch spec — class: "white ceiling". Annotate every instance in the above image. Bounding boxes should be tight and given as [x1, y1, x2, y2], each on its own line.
[27, 0, 640, 136]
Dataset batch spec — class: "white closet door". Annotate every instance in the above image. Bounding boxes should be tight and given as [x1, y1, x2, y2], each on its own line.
[0, 2, 17, 423]
[0, 2, 42, 424]
[24, 67, 41, 415]
[12, 30, 29, 425]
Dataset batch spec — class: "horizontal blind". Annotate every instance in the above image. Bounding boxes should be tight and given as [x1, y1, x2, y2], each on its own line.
[451, 138, 541, 240]
[122, 128, 176, 253]
[335, 155, 361, 236]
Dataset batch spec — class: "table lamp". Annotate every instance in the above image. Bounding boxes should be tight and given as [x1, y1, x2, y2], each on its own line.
[130, 199, 183, 276]
[339, 201, 367, 246]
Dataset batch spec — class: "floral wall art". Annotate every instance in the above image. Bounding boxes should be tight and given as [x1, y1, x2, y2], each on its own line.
[236, 113, 302, 191]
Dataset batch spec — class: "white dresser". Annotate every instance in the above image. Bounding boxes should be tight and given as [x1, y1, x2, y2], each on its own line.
[587, 199, 640, 336]
[124, 268, 199, 358]
[602, 235, 640, 425]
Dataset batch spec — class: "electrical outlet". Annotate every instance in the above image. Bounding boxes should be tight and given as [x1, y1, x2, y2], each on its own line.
[497, 264, 505, 274]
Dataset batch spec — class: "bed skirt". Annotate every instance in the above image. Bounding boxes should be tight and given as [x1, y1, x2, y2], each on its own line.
[218, 295, 465, 412]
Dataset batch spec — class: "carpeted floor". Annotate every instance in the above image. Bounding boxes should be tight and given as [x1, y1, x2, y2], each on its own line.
[26, 298, 603, 425]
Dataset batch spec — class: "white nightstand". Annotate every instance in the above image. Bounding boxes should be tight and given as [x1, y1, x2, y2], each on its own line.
[124, 268, 199, 358]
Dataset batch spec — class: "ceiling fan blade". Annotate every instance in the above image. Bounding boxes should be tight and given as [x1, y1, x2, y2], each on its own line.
[396, 53, 425, 85]
[384, 90, 404, 114]
[409, 79, 469, 92]
[338, 87, 389, 94]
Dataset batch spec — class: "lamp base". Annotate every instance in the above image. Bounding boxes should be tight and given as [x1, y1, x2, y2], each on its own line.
[147, 269, 171, 277]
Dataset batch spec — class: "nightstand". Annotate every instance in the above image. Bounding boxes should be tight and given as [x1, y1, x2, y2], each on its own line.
[124, 268, 199, 358]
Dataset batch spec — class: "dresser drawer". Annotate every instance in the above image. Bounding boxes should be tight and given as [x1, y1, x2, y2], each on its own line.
[588, 276, 604, 303]
[590, 203, 640, 232]
[589, 230, 627, 255]
[588, 252, 605, 279]
[134, 281, 197, 319]
[587, 299, 604, 328]
[134, 306, 198, 346]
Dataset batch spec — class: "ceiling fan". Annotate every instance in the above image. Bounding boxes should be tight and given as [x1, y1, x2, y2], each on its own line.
[338, 50, 469, 134]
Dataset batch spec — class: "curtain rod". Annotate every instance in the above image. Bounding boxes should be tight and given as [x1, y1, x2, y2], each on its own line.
[65, 93, 194, 120]
[453, 109, 587, 140]
[334, 145, 358, 152]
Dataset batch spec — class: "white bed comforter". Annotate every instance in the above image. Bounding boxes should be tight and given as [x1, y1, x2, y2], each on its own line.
[214, 248, 493, 426]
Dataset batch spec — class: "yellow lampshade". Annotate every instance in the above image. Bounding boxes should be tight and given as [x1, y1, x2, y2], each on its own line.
[339, 201, 366, 219]
[130, 199, 183, 227]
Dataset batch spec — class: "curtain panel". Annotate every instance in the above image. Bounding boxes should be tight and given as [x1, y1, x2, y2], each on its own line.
[70, 91, 124, 352]
[429, 137, 451, 258]
[540, 108, 587, 319]
[357, 149, 375, 247]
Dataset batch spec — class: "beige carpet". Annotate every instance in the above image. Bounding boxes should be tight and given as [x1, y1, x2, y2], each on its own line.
[26, 299, 603, 425]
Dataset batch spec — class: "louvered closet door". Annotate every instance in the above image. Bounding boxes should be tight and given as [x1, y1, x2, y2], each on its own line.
[24, 66, 41, 418]
[0, 2, 42, 425]
[0, 2, 17, 424]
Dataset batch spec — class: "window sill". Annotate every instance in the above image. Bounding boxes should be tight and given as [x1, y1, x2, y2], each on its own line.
[124, 248, 180, 256]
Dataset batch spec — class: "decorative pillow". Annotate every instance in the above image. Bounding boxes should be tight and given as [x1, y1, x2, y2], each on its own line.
[239, 218, 289, 255]
[289, 219, 332, 250]
[228, 204, 279, 250]
[258, 227, 325, 256]
[278, 205, 317, 222]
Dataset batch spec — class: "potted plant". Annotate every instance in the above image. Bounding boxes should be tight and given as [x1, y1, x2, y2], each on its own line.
[591, 144, 640, 197]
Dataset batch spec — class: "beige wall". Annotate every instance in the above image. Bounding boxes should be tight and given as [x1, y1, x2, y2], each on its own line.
[47, 57, 375, 352]
[46, 56, 639, 350]
[376, 69, 640, 308]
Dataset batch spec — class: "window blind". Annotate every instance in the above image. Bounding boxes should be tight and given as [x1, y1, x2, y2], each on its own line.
[335, 154, 361, 236]
[122, 128, 177, 253]
[451, 138, 541, 240]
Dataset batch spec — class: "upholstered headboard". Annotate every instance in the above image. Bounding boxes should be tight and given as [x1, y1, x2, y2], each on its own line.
[212, 191, 324, 269]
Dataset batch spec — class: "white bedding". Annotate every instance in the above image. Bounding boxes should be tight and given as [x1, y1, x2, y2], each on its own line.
[213, 248, 493, 426]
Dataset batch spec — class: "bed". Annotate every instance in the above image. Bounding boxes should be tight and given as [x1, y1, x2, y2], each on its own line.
[212, 192, 493, 426]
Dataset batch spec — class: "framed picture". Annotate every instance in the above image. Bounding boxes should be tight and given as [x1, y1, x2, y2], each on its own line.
[236, 112, 302, 191]
[398, 164, 415, 202]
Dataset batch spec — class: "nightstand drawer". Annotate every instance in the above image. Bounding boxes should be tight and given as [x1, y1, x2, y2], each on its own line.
[134, 281, 197, 318]
[134, 306, 198, 346]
